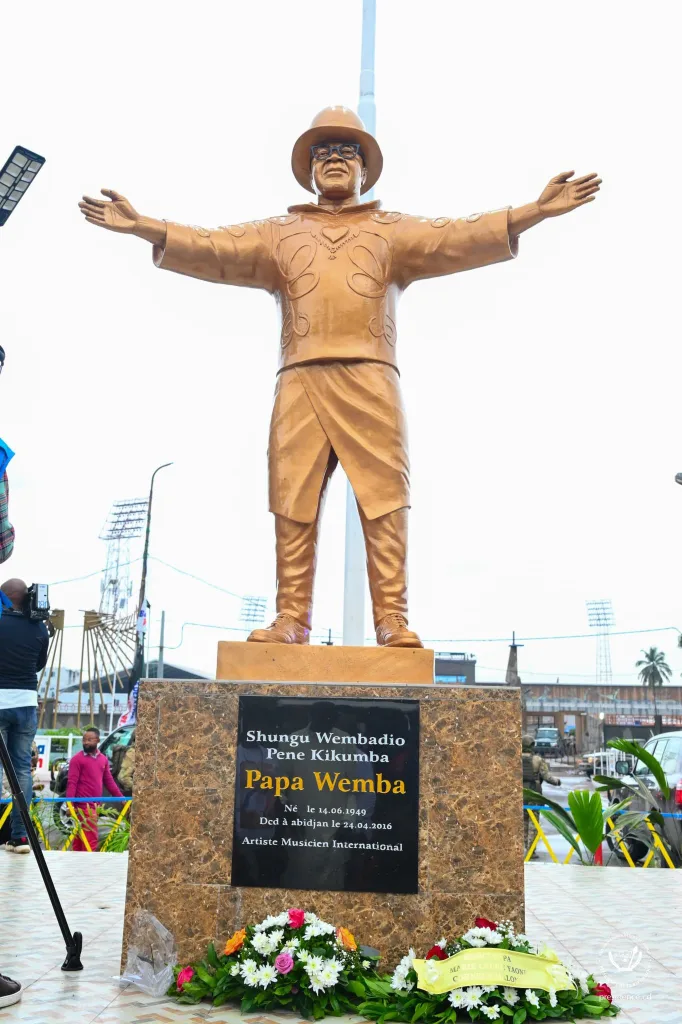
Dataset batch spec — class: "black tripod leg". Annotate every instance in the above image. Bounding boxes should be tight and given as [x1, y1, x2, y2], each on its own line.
[0, 731, 83, 971]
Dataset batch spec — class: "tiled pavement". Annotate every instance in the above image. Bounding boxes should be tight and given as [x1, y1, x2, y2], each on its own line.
[0, 853, 679, 1023]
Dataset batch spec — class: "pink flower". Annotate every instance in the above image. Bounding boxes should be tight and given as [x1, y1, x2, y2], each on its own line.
[275, 953, 295, 974]
[177, 966, 194, 990]
[288, 908, 306, 929]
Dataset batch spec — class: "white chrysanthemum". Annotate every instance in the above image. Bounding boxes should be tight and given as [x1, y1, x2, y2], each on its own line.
[254, 914, 281, 932]
[481, 1006, 500, 1020]
[252, 932, 272, 955]
[571, 968, 590, 995]
[362, 960, 371, 970]
[461, 931, 487, 948]
[297, 949, 310, 962]
[269, 929, 284, 948]
[390, 973, 413, 992]
[240, 959, 259, 987]
[448, 990, 465, 1008]
[481, 986, 498, 993]
[282, 938, 300, 953]
[308, 973, 326, 994]
[274, 912, 288, 926]
[502, 987, 520, 1005]
[320, 966, 340, 987]
[436, 937, 447, 949]
[463, 986, 484, 1009]
[525, 989, 540, 1008]
[304, 912, 319, 924]
[320, 921, 336, 935]
[549, 988, 558, 1008]
[305, 956, 324, 975]
[256, 964, 277, 988]
[230, 963, 240, 977]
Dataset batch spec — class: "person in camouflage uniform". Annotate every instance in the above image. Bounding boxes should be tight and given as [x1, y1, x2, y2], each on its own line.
[522, 733, 561, 855]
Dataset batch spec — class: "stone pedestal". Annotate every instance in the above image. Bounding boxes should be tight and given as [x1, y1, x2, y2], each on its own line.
[123, 659, 523, 968]
[217, 641, 435, 684]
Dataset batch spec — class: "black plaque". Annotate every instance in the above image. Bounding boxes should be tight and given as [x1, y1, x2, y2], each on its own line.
[231, 695, 419, 894]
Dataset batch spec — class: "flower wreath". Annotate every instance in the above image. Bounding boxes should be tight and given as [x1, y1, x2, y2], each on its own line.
[359, 918, 619, 1022]
[169, 907, 382, 1018]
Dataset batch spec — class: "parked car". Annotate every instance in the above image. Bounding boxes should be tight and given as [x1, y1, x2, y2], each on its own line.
[606, 730, 682, 866]
[534, 727, 564, 757]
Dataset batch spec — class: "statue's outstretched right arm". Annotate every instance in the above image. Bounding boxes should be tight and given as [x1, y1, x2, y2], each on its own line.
[78, 189, 275, 291]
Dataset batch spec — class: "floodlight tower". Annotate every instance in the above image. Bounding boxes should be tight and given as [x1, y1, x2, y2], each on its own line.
[240, 595, 268, 631]
[99, 499, 148, 617]
[586, 599, 615, 687]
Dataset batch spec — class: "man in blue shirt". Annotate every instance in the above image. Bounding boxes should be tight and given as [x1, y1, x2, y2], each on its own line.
[0, 578, 49, 854]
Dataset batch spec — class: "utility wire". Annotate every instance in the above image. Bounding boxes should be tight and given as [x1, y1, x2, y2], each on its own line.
[47, 555, 681, 646]
[49, 557, 143, 587]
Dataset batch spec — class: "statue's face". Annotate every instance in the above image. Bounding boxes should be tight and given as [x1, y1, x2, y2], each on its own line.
[310, 140, 367, 199]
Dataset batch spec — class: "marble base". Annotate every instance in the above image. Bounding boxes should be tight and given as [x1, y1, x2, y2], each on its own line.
[123, 676, 523, 969]
[217, 641, 435, 683]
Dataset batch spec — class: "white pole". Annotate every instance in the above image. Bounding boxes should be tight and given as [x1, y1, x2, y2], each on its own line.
[343, 0, 377, 647]
[158, 610, 165, 679]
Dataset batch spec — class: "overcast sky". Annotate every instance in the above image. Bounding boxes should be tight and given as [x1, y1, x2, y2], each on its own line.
[2, 0, 680, 686]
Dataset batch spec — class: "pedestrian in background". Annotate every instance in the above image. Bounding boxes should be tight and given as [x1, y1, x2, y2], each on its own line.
[66, 728, 122, 851]
[522, 733, 561, 858]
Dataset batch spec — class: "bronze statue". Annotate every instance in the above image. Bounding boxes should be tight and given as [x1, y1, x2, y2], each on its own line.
[79, 106, 600, 648]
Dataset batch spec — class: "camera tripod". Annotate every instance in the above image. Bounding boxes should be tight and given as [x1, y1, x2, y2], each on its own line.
[0, 732, 83, 970]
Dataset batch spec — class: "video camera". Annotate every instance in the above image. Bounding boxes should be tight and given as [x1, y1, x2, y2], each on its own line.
[25, 583, 50, 621]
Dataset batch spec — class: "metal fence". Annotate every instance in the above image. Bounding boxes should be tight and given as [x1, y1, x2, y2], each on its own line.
[3, 796, 679, 867]
[523, 804, 680, 868]
[0, 796, 131, 853]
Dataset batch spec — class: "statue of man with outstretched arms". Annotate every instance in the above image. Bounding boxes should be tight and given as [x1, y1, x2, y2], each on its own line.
[79, 106, 600, 648]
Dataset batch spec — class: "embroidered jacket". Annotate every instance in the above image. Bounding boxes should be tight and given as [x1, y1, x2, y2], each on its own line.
[154, 199, 517, 372]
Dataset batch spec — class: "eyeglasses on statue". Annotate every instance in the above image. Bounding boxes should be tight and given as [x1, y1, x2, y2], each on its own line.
[310, 143, 363, 162]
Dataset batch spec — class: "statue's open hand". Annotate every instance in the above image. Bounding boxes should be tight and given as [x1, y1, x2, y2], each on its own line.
[78, 189, 139, 232]
[537, 171, 601, 218]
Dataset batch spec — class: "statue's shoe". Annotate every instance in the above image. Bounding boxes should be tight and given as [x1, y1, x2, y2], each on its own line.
[375, 614, 424, 648]
[247, 613, 310, 645]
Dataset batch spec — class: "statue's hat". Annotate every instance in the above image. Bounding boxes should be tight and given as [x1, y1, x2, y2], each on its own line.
[291, 106, 383, 195]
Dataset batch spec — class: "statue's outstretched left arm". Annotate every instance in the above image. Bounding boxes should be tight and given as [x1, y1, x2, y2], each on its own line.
[508, 170, 601, 237]
[393, 170, 601, 288]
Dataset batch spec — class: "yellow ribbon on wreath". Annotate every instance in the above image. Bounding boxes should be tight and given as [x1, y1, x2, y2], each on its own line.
[413, 947, 574, 994]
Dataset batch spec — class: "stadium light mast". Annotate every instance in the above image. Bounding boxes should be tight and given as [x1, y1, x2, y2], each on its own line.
[586, 599, 615, 688]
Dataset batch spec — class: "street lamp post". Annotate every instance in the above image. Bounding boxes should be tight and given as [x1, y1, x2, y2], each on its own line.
[342, 0, 377, 647]
[129, 462, 172, 691]
[0, 146, 46, 226]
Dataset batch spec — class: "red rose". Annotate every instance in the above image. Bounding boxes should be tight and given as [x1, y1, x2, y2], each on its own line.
[592, 983, 613, 1003]
[426, 945, 447, 961]
[288, 908, 306, 929]
[474, 917, 498, 931]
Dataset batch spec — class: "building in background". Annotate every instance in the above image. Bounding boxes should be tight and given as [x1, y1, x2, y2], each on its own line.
[434, 652, 476, 685]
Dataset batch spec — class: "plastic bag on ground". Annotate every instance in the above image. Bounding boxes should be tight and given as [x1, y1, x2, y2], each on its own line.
[120, 909, 177, 996]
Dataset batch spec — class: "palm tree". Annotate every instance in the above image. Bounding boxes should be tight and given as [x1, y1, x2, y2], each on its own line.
[635, 647, 671, 726]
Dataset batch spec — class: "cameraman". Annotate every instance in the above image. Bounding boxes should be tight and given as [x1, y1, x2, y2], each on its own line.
[0, 578, 49, 854]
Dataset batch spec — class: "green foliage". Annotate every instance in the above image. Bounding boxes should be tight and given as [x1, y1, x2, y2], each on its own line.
[524, 787, 632, 864]
[567, 790, 604, 855]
